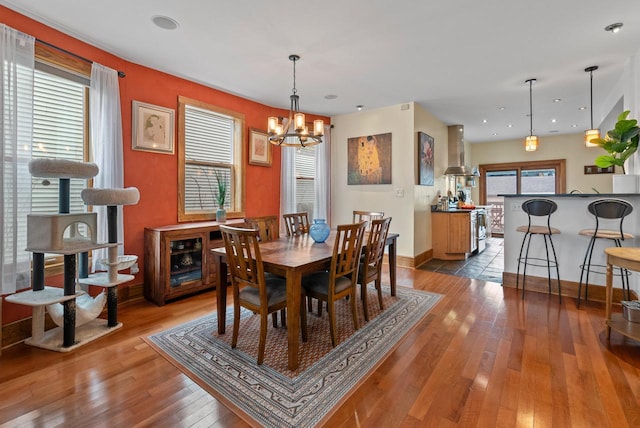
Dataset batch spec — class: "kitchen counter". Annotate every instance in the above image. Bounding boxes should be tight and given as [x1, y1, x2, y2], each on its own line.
[502, 194, 640, 298]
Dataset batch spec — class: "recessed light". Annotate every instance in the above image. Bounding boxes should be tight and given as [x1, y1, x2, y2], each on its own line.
[508, 124, 512, 128]
[356, 105, 363, 111]
[605, 22, 623, 33]
[579, 106, 587, 111]
[553, 98, 562, 103]
[324, 94, 338, 100]
[551, 118, 557, 123]
[549, 130, 559, 133]
[492, 132, 498, 136]
[482, 119, 487, 123]
[572, 124, 578, 128]
[152, 15, 179, 30]
[498, 107, 505, 110]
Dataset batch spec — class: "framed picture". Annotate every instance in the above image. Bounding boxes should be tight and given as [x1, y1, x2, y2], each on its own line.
[132, 100, 175, 154]
[347, 132, 392, 185]
[248, 128, 272, 166]
[418, 132, 434, 185]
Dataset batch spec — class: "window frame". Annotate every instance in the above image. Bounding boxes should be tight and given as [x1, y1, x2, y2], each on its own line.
[33, 42, 92, 276]
[177, 95, 245, 222]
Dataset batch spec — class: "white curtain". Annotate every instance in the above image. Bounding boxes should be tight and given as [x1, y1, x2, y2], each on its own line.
[279, 119, 297, 235]
[313, 125, 331, 224]
[1, 24, 34, 294]
[90, 63, 124, 271]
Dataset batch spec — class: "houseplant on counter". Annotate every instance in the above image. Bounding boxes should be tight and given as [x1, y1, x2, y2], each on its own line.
[593, 110, 639, 192]
[214, 169, 227, 222]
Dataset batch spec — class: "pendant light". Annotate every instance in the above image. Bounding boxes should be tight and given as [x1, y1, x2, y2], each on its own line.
[584, 66, 600, 147]
[524, 78, 539, 152]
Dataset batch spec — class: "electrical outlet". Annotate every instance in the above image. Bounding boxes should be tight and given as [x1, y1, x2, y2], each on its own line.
[395, 188, 404, 197]
[511, 202, 521, 212]
[130, 263, 139, 274]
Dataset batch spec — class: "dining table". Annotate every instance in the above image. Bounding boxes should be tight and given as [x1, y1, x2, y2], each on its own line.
[212, 230, 399, 370]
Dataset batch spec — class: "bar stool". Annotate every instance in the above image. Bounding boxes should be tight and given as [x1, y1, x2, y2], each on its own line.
[516, 199, 561, 301]
[578, 198, 633, 306]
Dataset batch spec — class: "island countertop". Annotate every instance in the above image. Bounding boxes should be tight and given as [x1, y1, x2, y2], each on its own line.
[501, 193, 639, 198]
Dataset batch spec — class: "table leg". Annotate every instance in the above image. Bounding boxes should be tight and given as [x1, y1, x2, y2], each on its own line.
[215, 255, 228, 334]
[286, 270, 301, 371]
[388, 237, 397, 296]
[605, 261, 613, 339]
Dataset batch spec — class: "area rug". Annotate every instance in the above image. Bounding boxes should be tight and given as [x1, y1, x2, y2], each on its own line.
[146, 286, 441, 427]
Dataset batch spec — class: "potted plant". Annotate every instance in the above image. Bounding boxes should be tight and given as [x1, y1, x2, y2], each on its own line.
[594, 110, 639, 175]
[214, 169, 227, 222]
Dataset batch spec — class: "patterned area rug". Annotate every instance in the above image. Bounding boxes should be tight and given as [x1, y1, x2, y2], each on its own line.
[146, 286, 441, 427]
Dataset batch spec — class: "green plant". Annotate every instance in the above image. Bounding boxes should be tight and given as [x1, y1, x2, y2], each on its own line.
[191, 167, 227, 209]
[594, 110, 640, 174]
[213, 169, 227, 208]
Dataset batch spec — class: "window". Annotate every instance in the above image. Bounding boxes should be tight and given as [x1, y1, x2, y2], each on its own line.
[178, 96, 245, 221]
[295, 147, 316, 219]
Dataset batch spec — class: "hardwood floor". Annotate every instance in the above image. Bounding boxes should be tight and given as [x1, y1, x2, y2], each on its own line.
[1, 267, 639, 427]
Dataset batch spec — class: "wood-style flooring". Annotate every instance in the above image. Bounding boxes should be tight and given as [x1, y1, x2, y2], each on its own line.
[1, 267, 639, 427]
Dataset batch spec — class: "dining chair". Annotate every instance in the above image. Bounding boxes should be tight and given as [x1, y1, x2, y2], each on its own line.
[283, 212, 310, 236]
[301, 221, 367, 347]
[352, 210, 384, 230]
[357, 217, 392, 322]
[220, 225, 307, 365]
[244, 215, 279, 242]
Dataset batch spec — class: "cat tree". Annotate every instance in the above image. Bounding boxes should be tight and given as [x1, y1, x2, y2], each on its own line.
[5, 159, 139, 351]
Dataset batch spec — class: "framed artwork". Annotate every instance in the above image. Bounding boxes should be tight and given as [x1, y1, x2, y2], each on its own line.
[418, 131, 434, 185]
[347, 132, 392, 185]
[248, 128, 272, 166]
[132, 100, 175, 154]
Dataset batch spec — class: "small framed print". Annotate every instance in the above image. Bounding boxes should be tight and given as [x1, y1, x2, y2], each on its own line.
[132, 100, 175, 154]
[249, 128, 272, 166]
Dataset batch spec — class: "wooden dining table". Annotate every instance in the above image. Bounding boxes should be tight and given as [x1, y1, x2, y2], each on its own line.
[212, 230, 399, 370]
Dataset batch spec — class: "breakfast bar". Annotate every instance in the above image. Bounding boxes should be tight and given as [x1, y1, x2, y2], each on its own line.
[501, 193, 640, 299]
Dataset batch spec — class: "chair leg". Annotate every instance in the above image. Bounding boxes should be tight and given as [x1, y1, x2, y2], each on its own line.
[231, 301, 241, 349]
[522, 233, 533, 299]
[307, 295, 313, 312]
[328, 300, 337, 347]
[584, 237, 598, 304]
[516, 232, 528, 291]
[548, 234, 561, 303]
[257, 312, 268, 365]
[578, 236, 595, 307]
[376, 277, 384, 311]
[543, 235, 552, 295]
[361, 281, 370, 322]
[300, 295, 308, 342]
[280, 308, 286, 327]
[350, 289, 359, 332]
[272, 312, 278, 328]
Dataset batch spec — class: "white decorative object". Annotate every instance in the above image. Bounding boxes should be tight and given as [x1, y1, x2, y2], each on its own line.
[99, 255, 138, 271]
[47, 292, 107, 327]
[612, 174, 640, 193]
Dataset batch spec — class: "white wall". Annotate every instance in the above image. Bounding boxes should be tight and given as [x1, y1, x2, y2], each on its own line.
[330, 102, 448, 260]
[468, 132, 615, 203]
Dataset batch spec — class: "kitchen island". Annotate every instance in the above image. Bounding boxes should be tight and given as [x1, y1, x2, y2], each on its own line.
[432, 208, 485, 260]
[502, 194, 640, 301]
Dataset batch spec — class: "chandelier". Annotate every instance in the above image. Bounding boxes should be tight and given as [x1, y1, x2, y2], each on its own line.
[267, 55, 324, 147]
[524, 78, 539, 152]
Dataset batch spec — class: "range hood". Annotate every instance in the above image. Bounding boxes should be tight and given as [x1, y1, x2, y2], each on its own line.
[444, 125, 479, 176]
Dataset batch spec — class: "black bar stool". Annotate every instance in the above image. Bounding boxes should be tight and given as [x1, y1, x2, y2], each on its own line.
[516, 199, 561, 301]
[578, 198, 633, 306]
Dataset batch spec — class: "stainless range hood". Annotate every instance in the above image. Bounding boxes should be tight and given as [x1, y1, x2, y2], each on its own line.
[444, 125, 479, 176]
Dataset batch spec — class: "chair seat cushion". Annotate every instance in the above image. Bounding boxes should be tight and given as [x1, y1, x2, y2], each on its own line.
[302, 271, 352, 296]
[516, 225, 561, 235]
[357, 262, 376, 282]
[239, 277, 287, 306]
[578, 229, 634, 240]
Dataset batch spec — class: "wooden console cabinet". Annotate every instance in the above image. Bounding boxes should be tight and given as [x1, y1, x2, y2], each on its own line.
[432, 211, 477, 260]
[144, 220, 243, 305]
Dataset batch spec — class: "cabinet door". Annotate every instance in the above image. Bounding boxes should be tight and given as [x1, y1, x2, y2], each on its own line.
[166, 235, 204, 293]
[448, 213, 471, 253]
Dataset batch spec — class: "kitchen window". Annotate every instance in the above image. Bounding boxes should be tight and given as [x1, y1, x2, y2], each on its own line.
[178, 96, 245, 221]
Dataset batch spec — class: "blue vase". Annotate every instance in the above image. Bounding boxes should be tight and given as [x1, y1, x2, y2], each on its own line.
[309, 219, 330, 243]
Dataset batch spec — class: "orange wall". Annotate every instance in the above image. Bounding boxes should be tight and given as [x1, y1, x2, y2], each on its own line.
[1, 6, 328, 325]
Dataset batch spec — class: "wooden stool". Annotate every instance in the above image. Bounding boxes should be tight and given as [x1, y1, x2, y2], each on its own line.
[604, 247, 640, 342]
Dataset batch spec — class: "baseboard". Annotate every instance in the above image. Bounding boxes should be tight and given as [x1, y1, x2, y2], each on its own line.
[502, 272, 637, 302]
[1, 282, 145, 350]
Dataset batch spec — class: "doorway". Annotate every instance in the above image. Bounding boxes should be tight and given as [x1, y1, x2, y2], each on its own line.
[478, 159, 566, 236]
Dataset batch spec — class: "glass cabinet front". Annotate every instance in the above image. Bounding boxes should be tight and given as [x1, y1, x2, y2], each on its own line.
[169, 237, 203, 287]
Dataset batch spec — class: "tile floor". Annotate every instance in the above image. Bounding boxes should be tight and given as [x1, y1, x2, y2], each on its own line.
[418, 237, 504, 283]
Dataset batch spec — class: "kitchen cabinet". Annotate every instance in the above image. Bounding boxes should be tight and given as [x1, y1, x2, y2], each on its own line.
[432, 211, 477, 260]
[144, 220, 243, 305]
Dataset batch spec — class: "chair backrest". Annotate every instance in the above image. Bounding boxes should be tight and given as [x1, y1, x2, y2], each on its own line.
[244, 215, 279, 242]
[353, 210, 384, 229]
[587, 198, 633, 238]
[220, 225, 266, 297]
[329, 222, 367, 291]
[364, 217, 392, 270]
[282, 212, 310, 236]
[522, 198, 557, 232]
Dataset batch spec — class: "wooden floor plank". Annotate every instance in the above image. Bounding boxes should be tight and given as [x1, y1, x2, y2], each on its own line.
[1, 266, 639, 427]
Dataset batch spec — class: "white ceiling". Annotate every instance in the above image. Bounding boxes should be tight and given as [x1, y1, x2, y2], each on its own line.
[3, 0, 640, 143]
